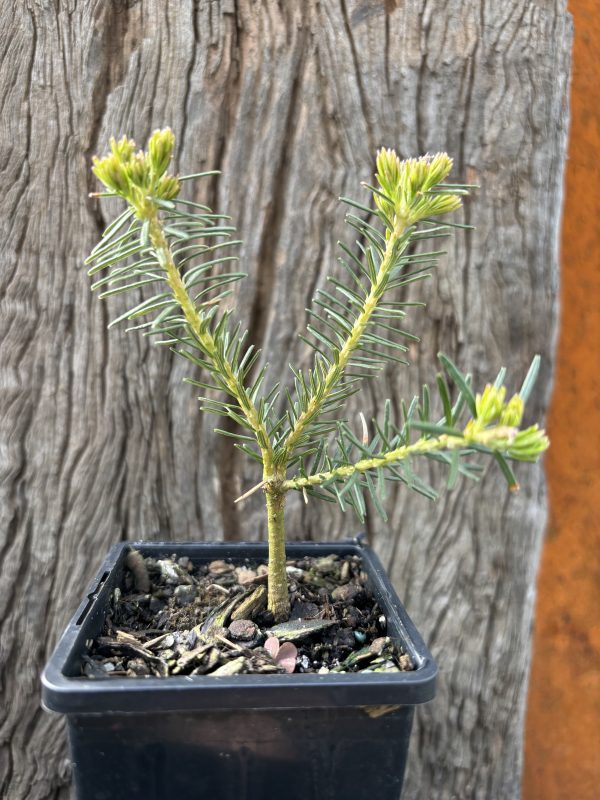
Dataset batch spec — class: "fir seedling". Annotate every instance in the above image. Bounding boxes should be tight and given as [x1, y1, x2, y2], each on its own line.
[87, 129, 549, 621]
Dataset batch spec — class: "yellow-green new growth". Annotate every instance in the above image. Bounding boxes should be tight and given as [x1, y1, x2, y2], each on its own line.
[373, 150, 463, 229]
[461, 385, 546, 460]
[475, 385, 508, 427]
[501, 394, 525, 427]
[92, 128, 180, 217]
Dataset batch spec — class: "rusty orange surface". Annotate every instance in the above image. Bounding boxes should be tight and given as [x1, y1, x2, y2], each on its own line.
[523, 2, 600, 797]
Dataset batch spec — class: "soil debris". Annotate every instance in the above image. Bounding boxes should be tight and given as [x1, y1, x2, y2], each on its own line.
[124, 549, 150, 593]
[82, 551, 414, 678]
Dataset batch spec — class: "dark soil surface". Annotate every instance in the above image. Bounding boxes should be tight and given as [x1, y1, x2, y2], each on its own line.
[82, 550, 414, 678]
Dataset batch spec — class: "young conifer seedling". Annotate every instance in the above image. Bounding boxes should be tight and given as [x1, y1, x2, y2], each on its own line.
[87, 129, 549, 622]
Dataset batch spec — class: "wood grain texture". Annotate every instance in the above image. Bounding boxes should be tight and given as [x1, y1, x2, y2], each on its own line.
[524, 0, 600, 796]
[0, 2, 571, 798]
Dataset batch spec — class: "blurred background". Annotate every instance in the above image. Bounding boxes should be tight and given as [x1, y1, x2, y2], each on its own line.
[524, 0, 600, 796]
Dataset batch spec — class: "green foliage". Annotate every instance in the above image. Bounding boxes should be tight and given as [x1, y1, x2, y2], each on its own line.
[273, 151, 473, 468]
[282, 354, 549, 520]
[87, 129, 273, 462]
[86, 129, 550, 614]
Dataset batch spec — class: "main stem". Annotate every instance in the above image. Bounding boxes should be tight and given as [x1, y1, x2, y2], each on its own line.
[264, 473, 289, 622]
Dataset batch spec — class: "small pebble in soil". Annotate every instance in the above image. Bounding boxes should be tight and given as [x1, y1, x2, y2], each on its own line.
[290, 601, 319, 620]
[298, 654, 311, 671]
[331, 583, 366, 605]
[235, 566, 257, 586]
[369, 637, 388, 655]
[228, 619, 258, 642]
[335, 628, 356, 649]
[209, 560, 235, 576]
[399, 653, 413, 670]
[285, 566, 304, 580]
[149, 596, 166, 613]
[128, 658, 151, 676]
[313, 555, 339, 574]
[174, 585, 196, 606]
[158, 559, 192, 585]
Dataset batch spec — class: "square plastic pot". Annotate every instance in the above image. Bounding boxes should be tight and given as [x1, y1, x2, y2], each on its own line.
[42, 538, 437, 800]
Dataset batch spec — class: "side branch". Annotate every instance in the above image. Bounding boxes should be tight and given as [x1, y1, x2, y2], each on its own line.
[282, 426, 535, 492]
[148, 215, 275, 470]
[281, 220, 407, 460]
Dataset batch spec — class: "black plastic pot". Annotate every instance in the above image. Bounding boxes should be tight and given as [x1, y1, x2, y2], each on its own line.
[42, 539, 437, 800]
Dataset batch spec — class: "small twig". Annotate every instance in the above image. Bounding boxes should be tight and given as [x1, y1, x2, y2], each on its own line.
[234, 480, 266, 504]
[359, 411, 369, 444]
[208, 583, 230, 597]
[144, 632, 171, 650]
[115, 630, 142, 645]
[215, 633, 246, 652]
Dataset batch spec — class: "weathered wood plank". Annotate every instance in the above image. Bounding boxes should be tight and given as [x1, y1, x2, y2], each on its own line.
[0, 1, 571, 797]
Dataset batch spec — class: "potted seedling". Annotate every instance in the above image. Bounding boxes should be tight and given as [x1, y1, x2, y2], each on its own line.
[42, 130, 548, 800]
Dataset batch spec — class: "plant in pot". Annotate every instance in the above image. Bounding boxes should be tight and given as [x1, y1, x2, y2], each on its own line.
[42, 130, 549, 800]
